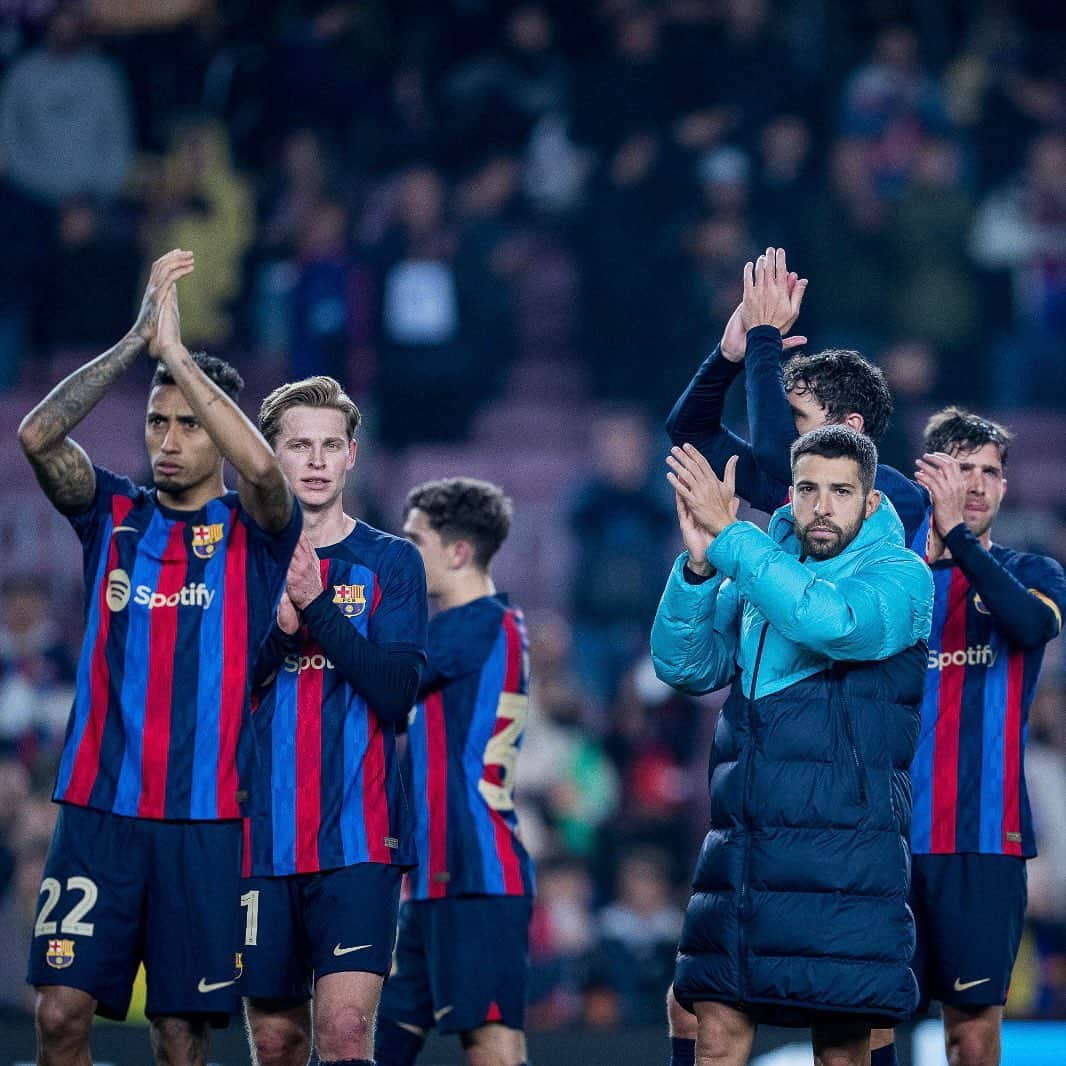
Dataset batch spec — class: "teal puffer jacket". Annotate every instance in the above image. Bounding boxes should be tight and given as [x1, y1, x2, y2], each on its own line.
[651, 498, 933, 1024]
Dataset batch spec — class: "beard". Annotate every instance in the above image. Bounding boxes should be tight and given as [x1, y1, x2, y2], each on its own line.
[797, 514, 863, 559]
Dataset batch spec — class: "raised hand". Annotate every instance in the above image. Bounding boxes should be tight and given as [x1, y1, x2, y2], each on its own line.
[915, 452, 967, 536]
[666, 445, 740, 539]
[277, 592, 300, 635]
[148, 282, 183, 360]
[674, 489, 714, 573]
[286, 534, 325, 610]
[133, 249, 194, 350]
[741, 247, 808, 336]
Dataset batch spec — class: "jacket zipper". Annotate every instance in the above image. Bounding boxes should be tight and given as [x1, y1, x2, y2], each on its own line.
[739, 622, 770, 1002]
[837, 673, 868, 805]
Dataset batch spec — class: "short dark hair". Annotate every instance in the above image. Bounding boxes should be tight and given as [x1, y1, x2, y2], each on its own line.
[782, 349, 894, 443]
[790, 424, 878, 495]
[258, 376, 361, 446]
[923, 406, 1012, 468]
[404, 477, 512, 569]
[151, 352, 244, 402]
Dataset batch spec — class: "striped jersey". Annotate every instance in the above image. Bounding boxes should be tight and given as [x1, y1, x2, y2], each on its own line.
[404, 594, 535, 900]
[56, 466, 301, 821]
[910, 547, 1066, 857]
[245, 522, 427, 876]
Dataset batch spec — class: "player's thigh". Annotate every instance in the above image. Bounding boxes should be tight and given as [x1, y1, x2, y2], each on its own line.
[377, 900, 435, 1032]
[302, 861, 403, 981]
[424, 895, 531, 1037]
[667, 983, 698, 1039]
[28, 804, 146, 1021]
[143, 818, 245, 1021]
[240, 875, 312, 1003]
[692, 1000, 756, 1066]
[911, 853, 1026, 1008]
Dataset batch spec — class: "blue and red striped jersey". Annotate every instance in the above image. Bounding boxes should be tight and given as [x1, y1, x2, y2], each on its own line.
[55, 466, 301, 821]
[910, 548, 1066, 857]
[245, 523, 427, 876]
[404, 594, 535, 900]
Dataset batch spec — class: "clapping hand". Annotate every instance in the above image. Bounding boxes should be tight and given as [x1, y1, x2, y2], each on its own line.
[741, 247, 808, 338]
[915, 452, 967, 537]
[721, 249, 809, 362]
[667, 446, 740, 574]
[285, 534, 324, 610]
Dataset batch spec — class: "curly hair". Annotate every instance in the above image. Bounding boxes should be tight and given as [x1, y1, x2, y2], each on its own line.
[151, 351, 244, 402]
[923, 406, 1012, 468]
[782, 349, 893, 444]
[404, 477, 512, 569]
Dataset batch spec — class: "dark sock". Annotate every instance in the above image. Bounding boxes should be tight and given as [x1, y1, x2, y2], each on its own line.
[374, 1016, 425, 1066]
[670, 1035, 697, 1065]
[871, 1045, 897, 1066]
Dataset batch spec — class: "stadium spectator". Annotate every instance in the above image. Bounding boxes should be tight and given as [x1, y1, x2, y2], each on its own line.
[566, 409, 674, 707]
[652, 425, 933, 1066]
[0, 577, 75, 779]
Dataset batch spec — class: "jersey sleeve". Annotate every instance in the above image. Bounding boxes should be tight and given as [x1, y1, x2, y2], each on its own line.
[65, 465, 141, 548]
[237, 495, 303, 580]
[1018, 553, 1066, 636]
[368, 538, 428, 655]
[420, 602, 502, 692]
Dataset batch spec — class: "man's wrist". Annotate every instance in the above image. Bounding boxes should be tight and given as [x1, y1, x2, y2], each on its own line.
[684, 556, 713, 578]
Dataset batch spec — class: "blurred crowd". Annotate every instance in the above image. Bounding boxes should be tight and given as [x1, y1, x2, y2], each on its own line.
[0, 0, 1065, 1030]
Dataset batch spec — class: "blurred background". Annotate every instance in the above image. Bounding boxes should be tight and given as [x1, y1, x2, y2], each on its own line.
[0, 0, 1063, 1061]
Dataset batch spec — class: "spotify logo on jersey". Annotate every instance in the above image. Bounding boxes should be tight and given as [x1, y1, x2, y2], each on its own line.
[106, 569, 131, 612]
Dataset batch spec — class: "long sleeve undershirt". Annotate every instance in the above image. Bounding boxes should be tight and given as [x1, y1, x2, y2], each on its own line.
[943, 523, 1060, 649]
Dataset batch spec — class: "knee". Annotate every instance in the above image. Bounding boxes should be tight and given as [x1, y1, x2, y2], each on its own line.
[314, 1004, 373, 1059]
[946, 1020, 998, 1066]
[35, 988, 94, 1050]
[252, 1018, 311, 1066]
[150, 1015, 209, 1064]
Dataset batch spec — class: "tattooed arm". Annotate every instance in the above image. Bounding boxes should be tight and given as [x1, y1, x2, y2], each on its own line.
[150, 272, 294, 533]
[16, 251, 192, 513]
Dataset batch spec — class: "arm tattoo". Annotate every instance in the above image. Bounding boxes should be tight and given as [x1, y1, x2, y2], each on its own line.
[19, 333, 144, 513]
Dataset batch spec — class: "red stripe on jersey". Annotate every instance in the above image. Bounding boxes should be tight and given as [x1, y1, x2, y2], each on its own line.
[217, 515, 249, 819]
[66, 497, 134, 805]
[931, 568, 969, 852]
[362, 717, 391, 862]
[371, 577, 382, 615]
[492, 612, 525, 894]
[241, 818, 252, 878]
[502, 610, 523, 693]
[485, 1002, 503, 1023]
[1001, 650, 1025, 856]
[138, 523, 188, 818]
[295, 645, 324, 872]
[424, 690, 449, 899]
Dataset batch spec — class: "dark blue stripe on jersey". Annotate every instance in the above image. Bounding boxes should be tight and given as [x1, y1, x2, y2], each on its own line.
[113, 512, 169, 814]
[341, 674, 370, 865]
[466, 628, 508, 893]
[190, 499, 231, 818]
[955, 591, 989, 851]
[56, 513, 114, 797]
[911, 566, 954, 854]
[270, 666, 298, 874]
[980, 627, 1009, 852]
[408, 700, 430, 899]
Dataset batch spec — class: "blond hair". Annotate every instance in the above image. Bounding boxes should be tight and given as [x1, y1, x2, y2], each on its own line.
[258, 376, 361, 445]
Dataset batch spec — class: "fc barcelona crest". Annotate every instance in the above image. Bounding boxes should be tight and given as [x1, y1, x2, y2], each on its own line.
[192, 523, 225, 559]
[333, 584, 367, 617]
[46, 939, 76, 969]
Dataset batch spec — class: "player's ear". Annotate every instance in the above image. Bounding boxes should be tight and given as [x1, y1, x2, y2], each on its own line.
[865, 489, 881, 519]
[449, 538, 473, 571]
[346, 438, 357, 470]
[844, 412, 865, 433]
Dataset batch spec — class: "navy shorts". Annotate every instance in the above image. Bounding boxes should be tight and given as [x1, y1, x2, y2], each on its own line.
[378, 895, 531, 1036]
[241, 862, 403, 1001]
[911, 853, 1027, 1009]
[27, 803, 243, 1023]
